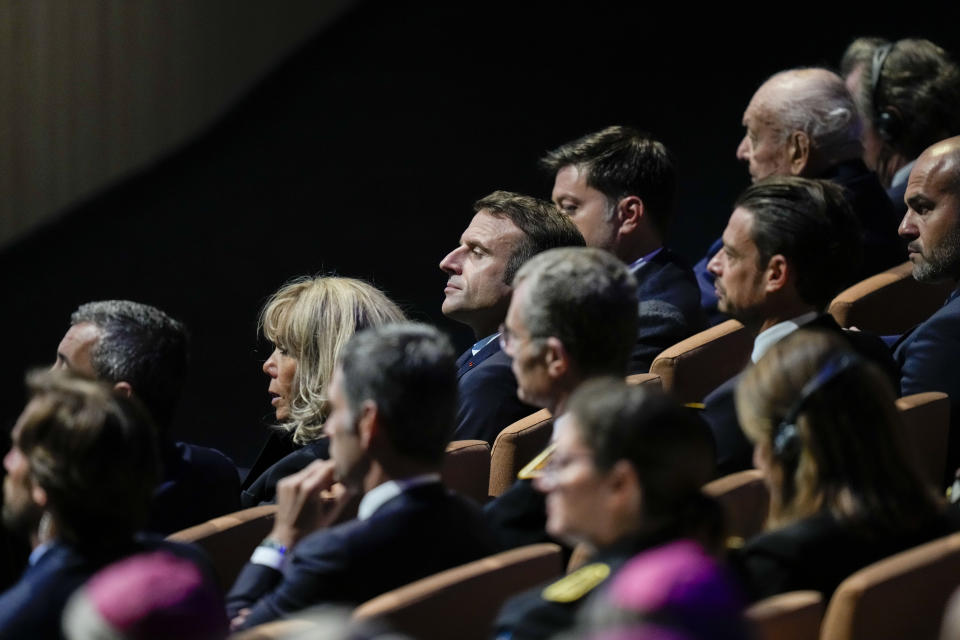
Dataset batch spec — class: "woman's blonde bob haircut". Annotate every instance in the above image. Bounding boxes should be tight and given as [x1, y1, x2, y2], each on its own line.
[259, 276, 405, 444]
[735, 330, 941, 532]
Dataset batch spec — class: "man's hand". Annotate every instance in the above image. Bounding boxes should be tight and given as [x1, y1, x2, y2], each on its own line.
[268, 459, 341, 549]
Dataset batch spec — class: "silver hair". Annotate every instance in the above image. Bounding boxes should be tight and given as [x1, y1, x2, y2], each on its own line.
[766, 68, 863, 163]
[513, 247, 638, 378]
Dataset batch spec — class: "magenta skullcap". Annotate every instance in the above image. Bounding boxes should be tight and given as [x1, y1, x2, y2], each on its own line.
[602, 539, 747, 640]
[81, 551, 228, 640]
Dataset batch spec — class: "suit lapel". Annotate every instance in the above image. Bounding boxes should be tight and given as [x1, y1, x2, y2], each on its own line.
[456, 339, 502, 380]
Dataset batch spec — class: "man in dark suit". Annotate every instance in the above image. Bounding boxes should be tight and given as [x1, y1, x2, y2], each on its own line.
[696, 68, 903, 325]
[227, 323, 498, 630]
[702, 177, 898, 476]
[894, 136, 960, 486]
[0, 370, 203, 638]
[54, 300, 240, 534]
[542, 126, 704, 371]
[441, 191, 584, 444]
[841, 38, 960, 215]
[484, 247, 639, 550]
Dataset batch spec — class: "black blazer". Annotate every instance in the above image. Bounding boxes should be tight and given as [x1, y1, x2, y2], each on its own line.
[227, 482, 499, 629]
[730, 510, 960, 602]
[150, 440, 242, 535]
[894, 286, 960, 486]
[454, 340, 537, 444]
[630, 247, 705, 373]
[702, 315, 898, 477]
[241, 436, 330, 508]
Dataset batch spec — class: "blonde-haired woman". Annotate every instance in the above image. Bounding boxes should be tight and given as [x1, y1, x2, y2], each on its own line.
[241, 276, 405, 506]
[730, 329, 957, 601]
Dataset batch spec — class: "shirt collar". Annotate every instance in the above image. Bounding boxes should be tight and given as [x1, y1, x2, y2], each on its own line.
[628, 246, 664, 273]
[28, 541, 53, 566]
[891, 159, 916, 190]
[751, 311, 819, 363]
[357, 473, 442, 520]
[471, 333, 500, 356]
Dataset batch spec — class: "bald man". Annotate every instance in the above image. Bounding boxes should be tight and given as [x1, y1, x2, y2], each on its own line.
[695, 68, 903, 325]
[894, 136, 960, 486]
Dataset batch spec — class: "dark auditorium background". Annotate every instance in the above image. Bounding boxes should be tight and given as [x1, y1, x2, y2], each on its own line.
[1, 1, 959, 474]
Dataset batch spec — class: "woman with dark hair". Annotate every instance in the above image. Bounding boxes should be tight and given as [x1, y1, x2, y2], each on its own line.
[240, 276, 405, 507]
[731, 329, 958, 601]
[492, 378, 722, 640]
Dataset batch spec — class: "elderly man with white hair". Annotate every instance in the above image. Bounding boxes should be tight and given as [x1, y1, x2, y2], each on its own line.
[695, 68, 903, 325]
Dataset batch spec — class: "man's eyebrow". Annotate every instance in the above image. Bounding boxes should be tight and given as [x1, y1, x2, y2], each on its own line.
[907, 194, 933, 209]
[465, 238, 491, 253]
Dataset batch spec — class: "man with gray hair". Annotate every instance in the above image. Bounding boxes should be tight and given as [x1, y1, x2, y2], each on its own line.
[484, 247, 640, 550]
[53, 300, 240, 533]
[695, 68, 903, 324]
[841, 38, 960, 213]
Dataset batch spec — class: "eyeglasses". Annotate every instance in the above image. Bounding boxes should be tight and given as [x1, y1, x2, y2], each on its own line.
[498, 322, 542, 356]
[518, 441, 595, 482]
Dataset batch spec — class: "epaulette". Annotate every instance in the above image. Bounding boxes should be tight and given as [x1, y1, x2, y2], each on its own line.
[541, 562, 611, 603]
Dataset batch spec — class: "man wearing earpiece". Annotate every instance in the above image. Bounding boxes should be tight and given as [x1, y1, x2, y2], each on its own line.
[701, 176, 898, 476]
[695, 68, 903, 325]
[841, 38, 960, 215]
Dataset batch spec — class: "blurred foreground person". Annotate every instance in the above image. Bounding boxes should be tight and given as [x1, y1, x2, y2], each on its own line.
[243, 276, 405, 506]
[731, 330, 958, 600]
[0, 370, 205, 639]
[569, 540, 748, 640]
[493, 379, 719, 640]
[63, 551, 228, 640]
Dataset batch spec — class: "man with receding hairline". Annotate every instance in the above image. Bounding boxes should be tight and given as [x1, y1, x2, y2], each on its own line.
[695, 68, 903, 325]
[894, 136, 960, 484]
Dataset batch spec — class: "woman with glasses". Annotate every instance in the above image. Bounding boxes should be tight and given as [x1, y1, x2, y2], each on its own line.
[240, 275, 405, 507]
[730, 329, 958, 601]
[492, 377, 722, 640]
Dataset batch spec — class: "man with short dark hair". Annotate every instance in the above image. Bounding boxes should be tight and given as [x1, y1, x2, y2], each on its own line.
[894, 136, 960, 484]
[0, 370, 203, 638]
[703, 176, 897, 475]
[542, 126, 704, 370]
[227, 323, 498, 630]
[54, 300, 240, 534]
[440, 191, 584, 443]
[841, 38, 960, 213]
[485, 247, 639, 550]
[696, 69, 903, 325]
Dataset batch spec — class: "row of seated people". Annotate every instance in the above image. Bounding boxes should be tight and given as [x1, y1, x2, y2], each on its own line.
[4, 36, 960, 637]
[6, 320, 960, 639]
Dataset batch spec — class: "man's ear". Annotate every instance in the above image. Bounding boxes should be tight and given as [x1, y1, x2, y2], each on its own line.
[356, 400, 379, 450]
[616, 196, 644, 235]
[543, 337, 570, 379]
[788, 131, 810, 176]
[31, 485, 47, 509]
[764, 254, 790, 292]
[113, 381, 133, 398]
[606, 460, 642, 511]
